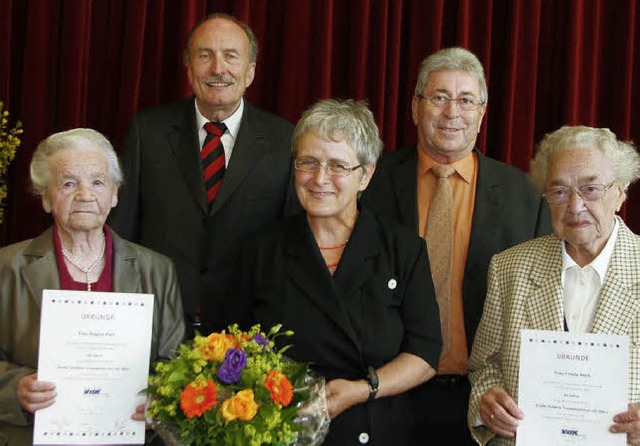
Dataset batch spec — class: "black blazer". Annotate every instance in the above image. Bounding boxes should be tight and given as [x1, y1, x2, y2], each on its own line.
[230, 209, 442, 446]
[109, 98, 297, 330]
[361, 147, 552, 350]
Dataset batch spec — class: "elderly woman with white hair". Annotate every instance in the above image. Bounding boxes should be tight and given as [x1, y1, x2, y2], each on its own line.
[468, 125, 640, 445]
[230, 99, 442, 445]
[0, 128, 184, 445]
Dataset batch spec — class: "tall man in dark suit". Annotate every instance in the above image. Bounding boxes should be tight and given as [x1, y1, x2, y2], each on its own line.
[361, 47, 551, 445]
[109, 14, 296, 332]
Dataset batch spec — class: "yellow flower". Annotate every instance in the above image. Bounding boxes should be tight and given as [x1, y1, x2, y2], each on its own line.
[220, 389, 259, 422]
[0, 102, 21, 225]
[199, 332, 233, 361]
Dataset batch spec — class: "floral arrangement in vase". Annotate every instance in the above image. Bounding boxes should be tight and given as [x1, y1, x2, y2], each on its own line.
[147, 324, 329, 446]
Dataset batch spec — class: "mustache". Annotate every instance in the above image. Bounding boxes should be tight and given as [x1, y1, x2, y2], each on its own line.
[204, 76, 235, 85]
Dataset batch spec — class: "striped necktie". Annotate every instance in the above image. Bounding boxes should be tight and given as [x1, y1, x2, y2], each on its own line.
[202, 121, 227, 203]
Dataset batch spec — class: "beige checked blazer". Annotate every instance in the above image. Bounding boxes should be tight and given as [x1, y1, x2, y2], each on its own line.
[468, 216, 640, 445]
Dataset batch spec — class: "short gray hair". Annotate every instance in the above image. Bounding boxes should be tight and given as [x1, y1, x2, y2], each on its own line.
[30, 128, 122, 196]
[529, 125, 640, 192]
[292, 99, 383, 166]
[184, 13, 259, 64]
[415, 47, 488, 105]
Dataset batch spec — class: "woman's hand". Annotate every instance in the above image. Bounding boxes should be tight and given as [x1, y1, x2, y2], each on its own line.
[131, 401, 154, 430]
[131, 403, 148, 422]
[611, 402, 640, 445]
[17, 373, 56, 413]
[479, 386, 523, 438]
[325, 378, 368, 419]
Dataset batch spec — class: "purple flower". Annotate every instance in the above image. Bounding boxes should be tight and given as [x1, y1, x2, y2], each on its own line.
[253, 333, 268, 346]
[216, 349, 247, 384]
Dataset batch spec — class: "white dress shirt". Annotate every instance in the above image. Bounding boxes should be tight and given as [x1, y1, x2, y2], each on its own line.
[194, 98, 244, 167]
[561, 219, 619, 332]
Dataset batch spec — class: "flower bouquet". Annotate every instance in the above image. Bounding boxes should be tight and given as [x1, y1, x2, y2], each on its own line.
[147, 324, 329, 446]
[0, 101, 22, 223]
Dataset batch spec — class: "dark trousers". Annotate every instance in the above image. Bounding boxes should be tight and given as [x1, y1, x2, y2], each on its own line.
[410, 375, 476, 446]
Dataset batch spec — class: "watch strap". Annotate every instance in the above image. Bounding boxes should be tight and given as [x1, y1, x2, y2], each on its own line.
[366, 366, 379, 401]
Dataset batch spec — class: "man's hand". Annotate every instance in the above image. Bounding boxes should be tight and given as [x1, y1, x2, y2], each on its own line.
[17, 373, 56, 413]
[479, 386, 523, 438]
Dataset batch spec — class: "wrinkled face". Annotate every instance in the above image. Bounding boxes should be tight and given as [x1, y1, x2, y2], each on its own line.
[186, 18, 256, 121]
[546, 147, 625, 263]
[42, 148, 119, 234]
[412, 70, 486, 164]
[294, 132, 374, 221]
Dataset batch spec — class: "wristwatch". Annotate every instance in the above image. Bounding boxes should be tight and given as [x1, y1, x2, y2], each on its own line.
[366, 366, 379, 401]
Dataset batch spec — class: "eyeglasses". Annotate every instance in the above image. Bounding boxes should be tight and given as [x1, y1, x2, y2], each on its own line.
[416, 94, 485, 111]
[294, 158, 363, 177]
[542, 183, 615, 205]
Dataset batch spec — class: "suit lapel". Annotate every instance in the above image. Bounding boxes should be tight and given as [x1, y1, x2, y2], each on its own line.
[111, 232, 141, 293]
[210, 101, 267, 214]
[285, 216, 361, 350]
[394, 149, 420, 230]
[591, 220, 640, 335]
[465, 150, 500, 281]
[167, 98, 208, 214]
[526, 237, 565, 331]
[21, 228, 60, 309]
[21, 228, 143, 299]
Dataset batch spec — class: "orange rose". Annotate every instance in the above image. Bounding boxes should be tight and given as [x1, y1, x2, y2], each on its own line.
[220, 389, 259, 421]
[264, 371, 293, 407]
[180, 379, 217, 418]
[200, 332, 233, 361]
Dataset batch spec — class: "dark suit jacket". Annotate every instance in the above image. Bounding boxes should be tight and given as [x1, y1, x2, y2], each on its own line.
[109, 98, 296, 331]
[0, 227, 185, 446]
[230, 209, 442, 446]
[361, 147, 552, 352]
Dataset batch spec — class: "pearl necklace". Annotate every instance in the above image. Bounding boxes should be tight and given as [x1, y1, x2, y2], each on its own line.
[61, 232, 106, 291]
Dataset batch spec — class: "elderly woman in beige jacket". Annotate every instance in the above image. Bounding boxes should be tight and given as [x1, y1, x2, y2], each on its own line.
[468, 126, 640, 445]
[0, 128, 185, 445]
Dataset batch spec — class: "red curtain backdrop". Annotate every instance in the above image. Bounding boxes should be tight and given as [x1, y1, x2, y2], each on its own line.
[1, 0, 639, 245]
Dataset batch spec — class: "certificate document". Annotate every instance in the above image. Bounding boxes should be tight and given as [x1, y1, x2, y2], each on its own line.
[516, 329, 628, 446]
[34, 290, 154, 445]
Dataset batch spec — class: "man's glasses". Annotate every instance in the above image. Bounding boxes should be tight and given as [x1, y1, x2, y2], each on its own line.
[294, 158, 363, 177]
[542, 183, 615, 205]
[416, 94, 485, 111]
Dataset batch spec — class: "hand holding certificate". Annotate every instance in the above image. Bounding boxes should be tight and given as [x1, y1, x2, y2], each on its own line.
[34, 290, 154, 445]
[516, 329, 629, 446]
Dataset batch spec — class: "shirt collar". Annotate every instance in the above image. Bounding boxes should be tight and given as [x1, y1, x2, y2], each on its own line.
[194, 98, 244, 140]
[416, 148, 476, 184]
[561, 218, 619, 282]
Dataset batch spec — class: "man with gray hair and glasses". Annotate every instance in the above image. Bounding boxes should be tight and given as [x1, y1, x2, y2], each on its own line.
[362, 47, 551, 444]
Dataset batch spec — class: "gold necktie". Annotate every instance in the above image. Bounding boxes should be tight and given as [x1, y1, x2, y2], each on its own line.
[426, 164, 455, 356]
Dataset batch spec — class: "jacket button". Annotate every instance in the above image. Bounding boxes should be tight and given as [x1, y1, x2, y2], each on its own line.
[388, 278, 397, 289]
[358, 432, 370, 444]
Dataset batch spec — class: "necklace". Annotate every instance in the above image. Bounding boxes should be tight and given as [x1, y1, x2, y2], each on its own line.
[61, 232, 106, 291]
[318, 239, 348, 250]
